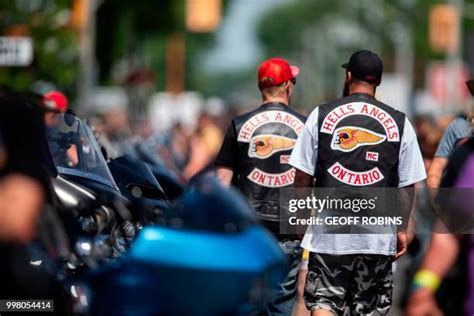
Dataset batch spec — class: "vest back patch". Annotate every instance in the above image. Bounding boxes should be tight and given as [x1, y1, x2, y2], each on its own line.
[237, 110, 304, 188]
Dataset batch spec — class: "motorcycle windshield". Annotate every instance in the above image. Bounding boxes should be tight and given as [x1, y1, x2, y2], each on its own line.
[46, 112, 119, 191]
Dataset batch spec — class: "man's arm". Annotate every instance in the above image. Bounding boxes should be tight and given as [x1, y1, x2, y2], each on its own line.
[216, 167, 233, 186]
[426, 157, 448, 188]
[214, 121, 237, 187]
[288, 110, 318, 238]
[294, 169, 313, 187]
[405, 232, 458, 316]
[428, 118, 468, 188]
[396, 118, 427, 261]
[289, 109, 319, 187]
[395, 183, 415, 260]
[418, 232, 460, 278]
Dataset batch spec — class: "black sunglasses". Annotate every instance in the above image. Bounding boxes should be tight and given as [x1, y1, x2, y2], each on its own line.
[290, 78, 296, 85]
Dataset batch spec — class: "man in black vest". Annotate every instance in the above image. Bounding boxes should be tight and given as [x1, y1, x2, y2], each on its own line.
[289, 50, 426, 315]
[215, 57, 307, 315]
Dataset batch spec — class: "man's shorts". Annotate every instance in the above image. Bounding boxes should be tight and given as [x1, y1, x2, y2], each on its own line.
[304, 252, 393, 315]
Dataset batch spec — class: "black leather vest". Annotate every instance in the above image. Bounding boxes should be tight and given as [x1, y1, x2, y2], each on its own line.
[315, 93, 405, 187]
[232, 102, 306, 221]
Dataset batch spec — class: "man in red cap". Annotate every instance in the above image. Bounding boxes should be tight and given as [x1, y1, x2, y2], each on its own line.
[42, 90, 68, 128]
[42, 90, 79, 166]
[215, 58, 307, 315]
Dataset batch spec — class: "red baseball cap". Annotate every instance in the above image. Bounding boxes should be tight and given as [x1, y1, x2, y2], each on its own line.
[43, 90, 68, 113]
[258, 58, 300, 89]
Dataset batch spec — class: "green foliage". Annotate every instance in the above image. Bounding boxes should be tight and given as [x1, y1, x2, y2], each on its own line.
[185, 31, 219, 93]
[95, 0, 223, 91]
[0, 0, 79, 93]
[259, 0, 474, 66]
[258, 0, 336, 58]
[255, 0, 474, 103]
[95, 0, 187, 82]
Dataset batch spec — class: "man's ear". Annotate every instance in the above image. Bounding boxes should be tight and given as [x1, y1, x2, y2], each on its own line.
[346, 71, 352, 81]
[283, 81, 292, 94]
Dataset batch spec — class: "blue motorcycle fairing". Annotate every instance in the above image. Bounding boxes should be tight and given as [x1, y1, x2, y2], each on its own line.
[87, 225, 287, 316]
[130, 225, 285, 272]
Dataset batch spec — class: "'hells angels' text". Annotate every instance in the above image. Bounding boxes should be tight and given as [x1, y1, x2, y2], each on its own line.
[320, 102, 400, 142]
[238, 111, 304, 142]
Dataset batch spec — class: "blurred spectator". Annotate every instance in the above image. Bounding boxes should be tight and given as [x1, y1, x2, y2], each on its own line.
[87, 87, 132, 155]
[41, 91, 80, 167]
[43, 90, 68, 127]
[183, 113, 223, 179]
[0, 89, 50, 243]
[101, 108, 132, 142]
[427, 115, 471, 188]
[149, 91, 203, 133]
[197, 112, 224, 156]
[406, 136, 474, 316]
[91, 108, 132, 158]
[88, 115, 120, 160]
[0, 89, 72, 314]
[406, 98, 474, 316]
[160, 123, 191, 173]
[436, 114, 456, 132]
[413, 115, 443, 170]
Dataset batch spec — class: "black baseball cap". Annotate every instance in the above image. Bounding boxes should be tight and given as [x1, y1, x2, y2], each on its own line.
[342, 50, 383, 85]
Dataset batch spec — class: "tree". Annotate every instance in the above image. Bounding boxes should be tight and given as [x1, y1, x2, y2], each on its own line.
[0, 0, 79, 93]
[257, 0, 474, 107]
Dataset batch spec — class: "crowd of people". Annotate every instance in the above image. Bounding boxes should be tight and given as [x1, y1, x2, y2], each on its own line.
[0, 49, 472, 316]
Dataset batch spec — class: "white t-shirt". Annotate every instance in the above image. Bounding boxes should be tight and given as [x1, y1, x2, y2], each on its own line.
[289, 107, 427, 255]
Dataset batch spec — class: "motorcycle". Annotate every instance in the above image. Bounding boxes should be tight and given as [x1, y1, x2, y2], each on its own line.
[132, 141, 185, 201]
[107, 154, 179, 227]
[93, 131, 185, 202]
[46, 111, 135, 258]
